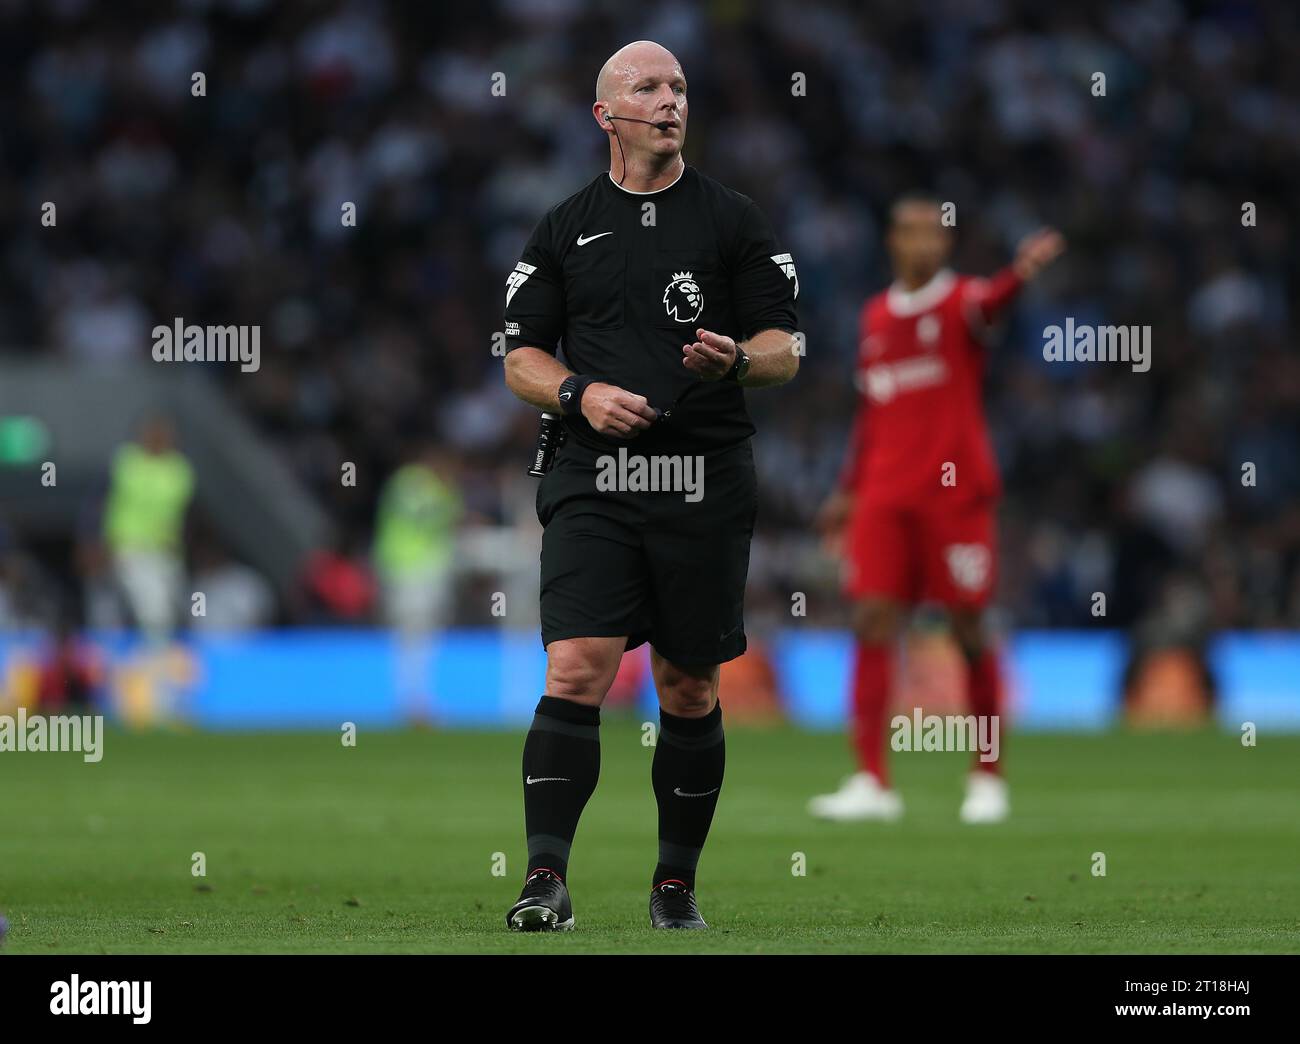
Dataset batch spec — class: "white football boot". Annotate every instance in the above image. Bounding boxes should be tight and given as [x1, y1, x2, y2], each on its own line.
[808, 771, 903, 822]
[959, 772, 1009, 824]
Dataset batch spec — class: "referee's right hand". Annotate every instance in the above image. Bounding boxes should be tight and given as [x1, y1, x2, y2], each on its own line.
[580, 383, 658, 439]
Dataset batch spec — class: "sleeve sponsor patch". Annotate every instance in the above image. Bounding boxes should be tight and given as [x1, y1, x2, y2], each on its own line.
[770, 253, 799, 299]
[505, 261, 536, 307]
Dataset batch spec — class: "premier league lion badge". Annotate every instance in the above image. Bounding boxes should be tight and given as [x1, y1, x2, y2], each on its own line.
[663, 271, 704, 323]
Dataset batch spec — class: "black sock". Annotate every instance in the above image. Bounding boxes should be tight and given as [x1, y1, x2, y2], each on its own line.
[522, 695, 600, 880]
[651, 700, 725, 891]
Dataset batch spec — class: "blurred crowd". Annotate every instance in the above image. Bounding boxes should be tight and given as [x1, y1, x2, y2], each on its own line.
[0, 0, 1297, 636]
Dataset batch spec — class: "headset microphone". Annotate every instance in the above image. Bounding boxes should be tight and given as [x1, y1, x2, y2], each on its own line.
[603, 112, 677, 185]
[606, 114, 674, 131]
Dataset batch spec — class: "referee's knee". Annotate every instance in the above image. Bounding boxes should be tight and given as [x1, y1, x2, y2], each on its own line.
[652, 656, 719, 717]
[544, 637, 624, 705]
[658, 687, 717, 718]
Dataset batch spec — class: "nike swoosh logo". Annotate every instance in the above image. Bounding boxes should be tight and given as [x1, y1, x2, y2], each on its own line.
[559, 391, 572, 401]
[576, 232, 613, 246]
[673, 786, 720, 798]
[526, 775, 571, 785]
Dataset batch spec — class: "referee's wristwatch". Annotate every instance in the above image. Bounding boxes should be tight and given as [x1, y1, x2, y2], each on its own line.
[724, 343, 751, 383]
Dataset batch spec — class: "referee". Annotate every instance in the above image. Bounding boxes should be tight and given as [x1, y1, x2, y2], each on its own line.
[502, 40, 799, 931]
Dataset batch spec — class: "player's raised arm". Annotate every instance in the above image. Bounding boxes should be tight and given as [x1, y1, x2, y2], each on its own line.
[964, 226, 1067, 329]
[1012, 227, 1067, 282]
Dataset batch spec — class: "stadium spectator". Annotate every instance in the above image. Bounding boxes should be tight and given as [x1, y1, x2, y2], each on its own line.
[102, 416, 194, 640]
[373, 445, 464, 636]
[373, 444, 465, 720]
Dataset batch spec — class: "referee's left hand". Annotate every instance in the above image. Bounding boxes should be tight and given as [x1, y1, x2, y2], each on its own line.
[683, 329, 737, 381]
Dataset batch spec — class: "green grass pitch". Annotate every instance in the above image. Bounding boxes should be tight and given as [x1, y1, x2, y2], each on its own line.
[1, 724, 1296, 953]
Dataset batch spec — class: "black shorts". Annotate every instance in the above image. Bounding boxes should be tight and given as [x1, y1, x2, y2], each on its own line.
[535, 436, 758, 665]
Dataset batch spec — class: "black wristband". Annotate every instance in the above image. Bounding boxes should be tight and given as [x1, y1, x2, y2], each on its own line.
[558, 374, 594, 416]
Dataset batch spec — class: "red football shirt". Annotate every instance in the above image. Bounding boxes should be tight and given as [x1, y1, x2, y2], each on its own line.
[838, 267, 1022, 507]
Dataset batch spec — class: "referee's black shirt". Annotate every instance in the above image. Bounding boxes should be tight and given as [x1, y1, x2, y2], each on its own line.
[503, 165, 799, 455]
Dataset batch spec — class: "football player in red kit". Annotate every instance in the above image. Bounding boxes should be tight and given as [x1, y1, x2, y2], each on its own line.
[811, 195, 1065, 823]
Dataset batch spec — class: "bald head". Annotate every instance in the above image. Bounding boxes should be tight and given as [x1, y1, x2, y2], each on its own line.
[595, 40, 684, 104]
[593, 39, 687, 186]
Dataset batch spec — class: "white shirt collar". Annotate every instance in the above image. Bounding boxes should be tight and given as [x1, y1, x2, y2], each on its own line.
[607, 163, 686, 195]
[886, 268, 956, 317]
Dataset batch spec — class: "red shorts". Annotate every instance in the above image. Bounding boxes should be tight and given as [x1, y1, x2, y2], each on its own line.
[842, 497, 997, 608]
